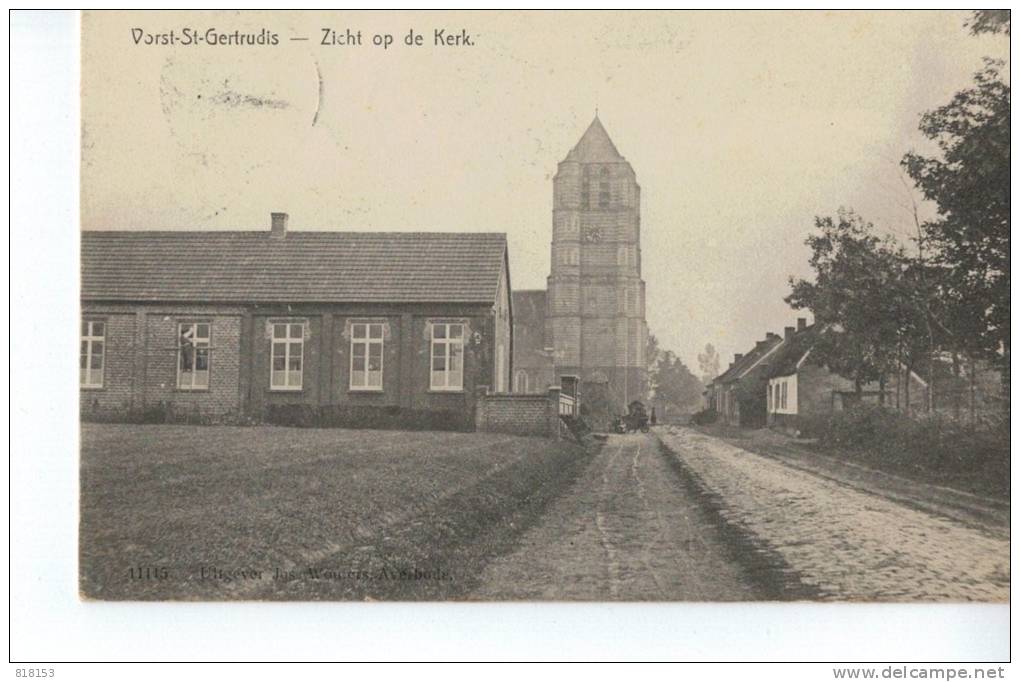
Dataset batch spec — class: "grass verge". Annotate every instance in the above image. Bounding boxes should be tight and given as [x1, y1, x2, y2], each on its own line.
[80, 424, 595, 600]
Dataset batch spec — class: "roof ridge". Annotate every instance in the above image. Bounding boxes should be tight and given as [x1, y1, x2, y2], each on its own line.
[82, 230, 507, 304]
[82, 230, 507, 238]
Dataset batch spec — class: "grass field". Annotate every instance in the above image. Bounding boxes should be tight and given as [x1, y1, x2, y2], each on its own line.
[79, 424, 590, 600]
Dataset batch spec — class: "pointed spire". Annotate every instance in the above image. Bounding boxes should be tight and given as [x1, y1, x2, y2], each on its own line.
[564, 115, 624, 163]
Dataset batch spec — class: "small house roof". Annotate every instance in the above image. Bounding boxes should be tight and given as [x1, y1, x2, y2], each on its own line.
[81, 230, 508, 304]
[765, 324, 819, 379]
[716, 334, 784, 385]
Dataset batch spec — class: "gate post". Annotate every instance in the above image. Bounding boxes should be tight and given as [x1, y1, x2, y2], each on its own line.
[547, 386, 562, 439]
[474, 385, 490, 432]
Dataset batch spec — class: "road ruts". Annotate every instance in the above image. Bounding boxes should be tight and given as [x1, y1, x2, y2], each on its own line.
[469, 432, 761, 600]
[659, 427, 1010, 602]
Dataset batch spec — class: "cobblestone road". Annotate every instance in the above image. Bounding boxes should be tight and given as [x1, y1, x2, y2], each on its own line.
[471, 432, 761, 600]
[659, 427, 1010, 601]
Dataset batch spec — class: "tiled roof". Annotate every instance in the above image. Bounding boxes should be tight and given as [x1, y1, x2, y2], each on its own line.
[563, 116, 625, 163]
[81, 230, 507, 304]
[716, 335, 783, 385]
[765, 325, 819, 378]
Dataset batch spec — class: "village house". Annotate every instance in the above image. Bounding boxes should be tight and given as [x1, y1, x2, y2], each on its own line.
[80, 214, 513, 427]
[765, 320, 930, 436]
[705, 332, 784, 428]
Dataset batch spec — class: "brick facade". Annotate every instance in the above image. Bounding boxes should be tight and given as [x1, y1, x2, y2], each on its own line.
[475, 387, 563, 438]
[81, 301, 511, 425]
[144, 307, 244, 420]
[79, 311, 136, 416]
[81, 228, 514, 427]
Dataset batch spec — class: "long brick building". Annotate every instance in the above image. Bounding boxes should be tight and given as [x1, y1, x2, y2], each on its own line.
[80, 214, 512, 426]
[512, 116, 649, 425]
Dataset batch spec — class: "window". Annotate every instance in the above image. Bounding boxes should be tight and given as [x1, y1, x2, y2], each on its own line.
[430, 322, 464, 391]
[599, 167, 610, 208]
[514, 369, 529, 394]
[781, 381, 788, 410]
[350, 322, 384, 390]
[581, 167, 591, 209]
[80, 320, 105, 388]
[767, 384, 773, 412]
[271, 322, 304, 390]
[177, 322, 211, 390]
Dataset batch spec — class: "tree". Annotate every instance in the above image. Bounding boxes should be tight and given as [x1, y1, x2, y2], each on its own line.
[697, 343, 720, 384]
[646, 333, 661, 373]
[902, 12, 1010, 391]
[967, 9, 1009, 36]
[650, 351, 704, 412]
[786, 210, 923, 399]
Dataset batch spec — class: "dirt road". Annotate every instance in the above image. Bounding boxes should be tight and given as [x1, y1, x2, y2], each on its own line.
[470, 432, 762, 600]
[471, 427, 1009, 602]
[659, 427, 1009, 601]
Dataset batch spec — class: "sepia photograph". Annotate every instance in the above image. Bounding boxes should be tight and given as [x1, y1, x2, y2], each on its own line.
[71, 9, 1011, 608]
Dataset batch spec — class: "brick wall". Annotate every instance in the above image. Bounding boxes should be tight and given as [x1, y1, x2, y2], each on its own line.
[475, 387, 561, 438]
[548, 279, 579, 316]
[82, 302, 504, 425]
[144, 311, 243, 421]
[79, 311, 136, 417]
[549, 316, 581, 365]
[81, 305, 245, 421]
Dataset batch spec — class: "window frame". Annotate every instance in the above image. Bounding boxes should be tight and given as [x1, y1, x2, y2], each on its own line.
[514, 369, 529, 394]
[270, 320, 306, 391]
[349, 321, 385, 392]
[80, 319, 106, 389]
[598, 167, 611, 208]
[176, 321, 212, 391]
[429, 322, 465, 392]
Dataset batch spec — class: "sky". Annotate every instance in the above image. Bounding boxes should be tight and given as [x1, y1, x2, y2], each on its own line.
[81, 10, 1009, 370]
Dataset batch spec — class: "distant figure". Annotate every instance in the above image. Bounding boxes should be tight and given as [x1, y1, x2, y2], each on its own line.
[625, 400, 649, 433]
[650, 407, 657, 426]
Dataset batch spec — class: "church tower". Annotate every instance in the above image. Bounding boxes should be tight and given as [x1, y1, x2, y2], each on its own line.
[547, 116, 648, 418]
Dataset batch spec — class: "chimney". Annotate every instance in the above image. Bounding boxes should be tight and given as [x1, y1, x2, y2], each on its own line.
[797, 317, 807, 331]
[270, 212, 288, 238]
[766, 332, 780, 341]
[785, 326, 795, 341]
[734, 353, 743, 363]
